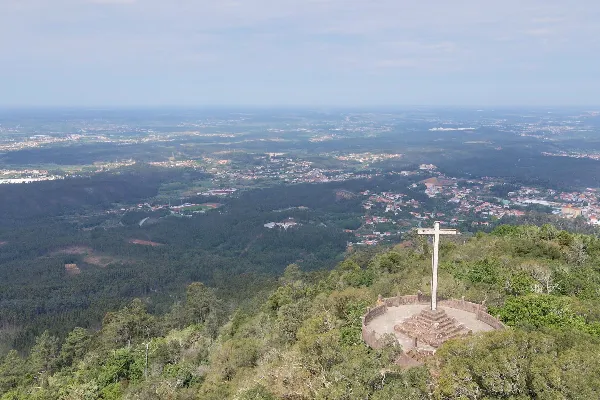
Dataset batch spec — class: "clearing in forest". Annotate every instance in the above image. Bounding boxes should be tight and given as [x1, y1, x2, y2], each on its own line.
[53, 245, 91, 255]
[335, 189, 356, 200]
[127, 239, 164, 247]
[51, 246, 119, 267]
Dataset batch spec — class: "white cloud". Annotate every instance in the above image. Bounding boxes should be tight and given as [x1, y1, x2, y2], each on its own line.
[531, 16, 564, 24]
[88, 0, 136, 3]
[2, 0, 595, 70]
[1, 0, 600, 106]
[525, 28, 554, 37]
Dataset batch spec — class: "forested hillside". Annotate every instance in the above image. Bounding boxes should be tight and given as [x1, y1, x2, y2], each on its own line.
[0, 172, 436, 353]
[2, 224, 600, 399]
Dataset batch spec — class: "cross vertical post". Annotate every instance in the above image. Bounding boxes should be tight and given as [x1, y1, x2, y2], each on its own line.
[417, 221, 458, 311]
[432, 222, 440, 310]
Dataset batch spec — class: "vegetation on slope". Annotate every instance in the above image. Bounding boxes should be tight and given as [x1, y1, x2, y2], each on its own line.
[2, 224, 600, 399]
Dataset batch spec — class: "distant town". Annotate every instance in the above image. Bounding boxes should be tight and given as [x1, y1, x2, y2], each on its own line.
[2, 107, 600, 249]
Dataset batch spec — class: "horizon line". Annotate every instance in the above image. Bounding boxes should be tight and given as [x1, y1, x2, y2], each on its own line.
[1, 104, 599, 110]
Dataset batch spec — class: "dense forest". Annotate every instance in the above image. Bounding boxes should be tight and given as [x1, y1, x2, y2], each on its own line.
[0, 169, 439, 354]
[1, 224, 600, 399]
[437, 148, 600, 190]
[0, 168, 213, 227]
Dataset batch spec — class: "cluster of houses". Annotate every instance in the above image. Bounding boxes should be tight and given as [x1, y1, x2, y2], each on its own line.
[421, 177, 456, 197]
[264, 218, 300, 230]
[507, 187, 600, 225]
[335, 152, 403, 164]
[199, 188, 237, 196]
[0, 168, 64, 184]
[207, 154, 378, 185]
[350, 191, 415, 246]
[350, 231, 395, 246]
[542, 151, 600, 161]
[420, 174, 600, 225]
[364, 216, 394, 225]
[361, 191, 410, 214]
[148, 160, 199, 168]
[348, 170, 600, 248]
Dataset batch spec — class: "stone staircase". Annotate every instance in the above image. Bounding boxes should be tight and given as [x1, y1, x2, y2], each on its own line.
[394, 308, 471, 348]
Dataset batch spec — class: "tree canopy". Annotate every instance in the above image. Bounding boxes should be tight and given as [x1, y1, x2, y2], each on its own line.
[2, 224, 600, 398]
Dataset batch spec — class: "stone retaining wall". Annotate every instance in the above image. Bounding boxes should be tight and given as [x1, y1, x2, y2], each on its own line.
[382, 294, 421, 307]
[362, 304, 387, 325]
[361, 325, 382, 349]
[361, 293, 505, 348]
[476, 311, 505, 330]
[439, 298, 484, 314]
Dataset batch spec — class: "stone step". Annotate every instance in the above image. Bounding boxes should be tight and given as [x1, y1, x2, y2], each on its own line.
[413, 316, 457, 329]
[394, 308, 471, 348]
[414, 315, 443, 323]
[437, 322, 464, 333]
[415, 313, 449, 323]
[397, 321, 460, 336]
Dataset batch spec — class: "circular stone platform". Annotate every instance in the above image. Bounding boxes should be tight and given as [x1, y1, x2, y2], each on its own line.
[362, 295, 503, 352]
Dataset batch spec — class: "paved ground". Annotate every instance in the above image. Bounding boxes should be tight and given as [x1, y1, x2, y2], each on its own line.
[366, 305, 495, 351]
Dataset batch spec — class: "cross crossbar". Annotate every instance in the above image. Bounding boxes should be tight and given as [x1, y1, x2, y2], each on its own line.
[417, 228, 457, 235]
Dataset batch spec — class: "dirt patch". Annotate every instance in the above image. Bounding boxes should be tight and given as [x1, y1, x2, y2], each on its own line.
[128, 239, 164, 247]
[65, 263, 81, 275]
[335, 190, 356, 201]
[201, 203, 223, 209]
[52, 246, 119, 267]
[53, 246, 93, 255]
[83, 255, 115, 267]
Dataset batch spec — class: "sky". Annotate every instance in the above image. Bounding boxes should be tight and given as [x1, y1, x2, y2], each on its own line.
[1, 0, 600, 107]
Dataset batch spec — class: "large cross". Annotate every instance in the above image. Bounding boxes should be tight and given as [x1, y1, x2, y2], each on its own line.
[417, 221, 458, 311]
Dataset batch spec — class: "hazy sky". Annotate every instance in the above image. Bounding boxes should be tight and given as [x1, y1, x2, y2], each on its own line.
[1, 0, 599, 107]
